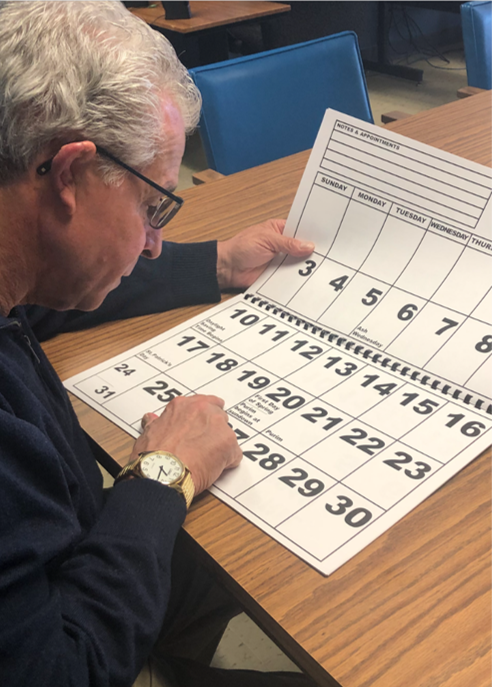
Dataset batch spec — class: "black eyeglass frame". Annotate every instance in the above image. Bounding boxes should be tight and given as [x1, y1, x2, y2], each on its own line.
[36, 144, 184, 230]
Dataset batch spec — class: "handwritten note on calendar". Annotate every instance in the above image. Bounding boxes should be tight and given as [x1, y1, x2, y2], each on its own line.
[65, 109, 492, 576]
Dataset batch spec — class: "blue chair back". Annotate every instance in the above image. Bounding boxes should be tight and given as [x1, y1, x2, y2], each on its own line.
[461, 1, 492, 89]
[190, 32, 373, 176]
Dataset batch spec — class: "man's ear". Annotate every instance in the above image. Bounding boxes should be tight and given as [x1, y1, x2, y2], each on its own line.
[48, 141, 97, 215]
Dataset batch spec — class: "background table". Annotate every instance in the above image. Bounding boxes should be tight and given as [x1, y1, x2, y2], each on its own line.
[130, 1, 290, 66]
[43, 92, 492, 687]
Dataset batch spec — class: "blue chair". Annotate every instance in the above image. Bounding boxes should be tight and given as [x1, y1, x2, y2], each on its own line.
[190, 32, 373, 176]
[461, 1, 492, 89]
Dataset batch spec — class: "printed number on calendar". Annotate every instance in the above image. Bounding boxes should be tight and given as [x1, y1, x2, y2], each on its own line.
[301, 407, 344, 431]
[177, 335, 210, 352]
[95, 385, 115, 400]
[114, 363, 136, 376]
[206, 352, 239, 371]
[298, 259, 317, 277]
[325, 496, 373, 528]
[475, 335, 492, 353]
[445, 414, 486, 436]
[237, 369, 271, 389]
[278, 468, 325, 497]
[290, 339, 325, 359]
[400, 393, 439, 414]
[243, 443, 286, 470]
[324, 356, 359, 376]
[265, 387, 306, 409]
[143, 380, 182, 403]
[230, 309, 260, 326]
[340, 428, 386, 454]
[361, 374, 397, 396]
[258, 323, 290, 341]
[383, 451, 432, 479]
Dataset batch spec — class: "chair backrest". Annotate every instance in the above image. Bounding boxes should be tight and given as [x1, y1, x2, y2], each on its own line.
[461, 1, 492, 89]
[190, 32, 373, 176]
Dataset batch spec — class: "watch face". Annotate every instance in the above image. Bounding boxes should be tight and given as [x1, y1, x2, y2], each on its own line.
[140, 452, 184, 485]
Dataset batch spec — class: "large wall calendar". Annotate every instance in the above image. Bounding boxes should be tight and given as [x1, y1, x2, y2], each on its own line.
[65, 110, 492, 576]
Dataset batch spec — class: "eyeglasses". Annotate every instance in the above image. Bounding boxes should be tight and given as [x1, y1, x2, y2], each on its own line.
[36, 144, 184, 230]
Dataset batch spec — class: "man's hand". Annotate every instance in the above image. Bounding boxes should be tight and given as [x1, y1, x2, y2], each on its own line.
[128, 395, 242, 494]
[216, 219, 315, 290]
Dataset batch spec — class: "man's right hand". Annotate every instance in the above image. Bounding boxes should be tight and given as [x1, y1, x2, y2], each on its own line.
[128, 395, 242, 494]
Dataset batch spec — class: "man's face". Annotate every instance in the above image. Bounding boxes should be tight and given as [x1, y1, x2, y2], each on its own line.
[40, 99, 186, 311]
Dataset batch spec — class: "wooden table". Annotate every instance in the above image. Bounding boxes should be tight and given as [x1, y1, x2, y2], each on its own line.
[130, 1, 290, 67]
[43, 91, 492, 687]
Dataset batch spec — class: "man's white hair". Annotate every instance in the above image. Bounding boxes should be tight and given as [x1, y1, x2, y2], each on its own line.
[0, 0, 201, 184]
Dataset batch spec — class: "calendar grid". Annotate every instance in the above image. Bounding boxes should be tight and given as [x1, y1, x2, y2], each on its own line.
[65, 109, 491, 576]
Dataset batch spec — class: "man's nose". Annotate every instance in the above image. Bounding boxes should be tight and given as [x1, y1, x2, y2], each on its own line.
[141, 225, 163, 260]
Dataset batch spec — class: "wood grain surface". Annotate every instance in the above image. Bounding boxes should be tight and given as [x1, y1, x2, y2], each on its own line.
[42, 92, 492, 687]
[130, 1, 290, 34]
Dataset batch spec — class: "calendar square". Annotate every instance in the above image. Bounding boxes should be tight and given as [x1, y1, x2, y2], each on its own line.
[318, 272, 391, 336]
[401, 402, 490, 462]
[352, 287, 427, 351]
[394, 230, 464, 299]
[195, 362, 280, 410]
[228, 418, 255, 445]
[359, 216, 425, 283]
[294, 183, 351, 254]
[320, 367, 403, 418]
[277, 484, 384, 561]
[213, 436, 297, 499]
[387, 303, 466, 369]
[465, 357, 492, 399]
[287, 347, 365, 398]
[424, 317, 492, 387]
[237, 458, 335, 528]
[167, 345, 246, 390]
[73, 356, 158, 399]
[326, 200, 387, 270]
[287, 257, 356, 322]
[253, 333, 330, 378]
[258, 253, 324, 307]
[344, 442, 443, 509]
[266, 400, 353, 454]
[301, 420, 391, 481]
[359, 382, 446, 439]
[192, 303, 266, 344]
[137, 329, 213, 371]
[228, 383, 314, 432]
[224, 317, 297, 359]
[103, 374, 188, 425]
[470, 288, 492, 326]
[432, 247, 491, 316]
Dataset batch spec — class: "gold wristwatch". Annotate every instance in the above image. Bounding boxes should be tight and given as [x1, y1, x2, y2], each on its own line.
[115, 450, 195, 509]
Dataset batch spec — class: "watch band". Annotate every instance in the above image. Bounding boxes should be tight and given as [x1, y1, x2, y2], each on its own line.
[177, 471, 195, 510]
[115, 452, 195, 509]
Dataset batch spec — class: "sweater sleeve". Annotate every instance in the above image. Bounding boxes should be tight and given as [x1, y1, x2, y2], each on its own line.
[26, 240, 221, 342]
[0, 410, 186, 687]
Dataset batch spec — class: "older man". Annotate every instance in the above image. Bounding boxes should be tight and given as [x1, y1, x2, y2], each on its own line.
[0, 2, 316, 686]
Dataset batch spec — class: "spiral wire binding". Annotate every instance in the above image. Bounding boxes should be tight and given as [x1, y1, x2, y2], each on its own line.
[243, 293, 492, 417]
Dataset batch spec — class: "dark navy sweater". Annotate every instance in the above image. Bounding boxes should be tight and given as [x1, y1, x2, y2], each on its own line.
[0, 241, 220, 686]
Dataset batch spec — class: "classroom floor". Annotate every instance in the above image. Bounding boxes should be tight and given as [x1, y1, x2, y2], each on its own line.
[194, 46, 470, 675]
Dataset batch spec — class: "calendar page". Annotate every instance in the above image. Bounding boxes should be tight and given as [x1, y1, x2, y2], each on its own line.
[64, 109, 492, 576]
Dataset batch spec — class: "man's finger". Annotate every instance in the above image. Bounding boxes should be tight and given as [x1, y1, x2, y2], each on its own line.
[142, 412, 159, 429]
[269, 233, 315, 257]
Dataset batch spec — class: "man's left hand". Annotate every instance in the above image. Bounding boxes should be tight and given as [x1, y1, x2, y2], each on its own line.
[216, 219, 315, 290]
